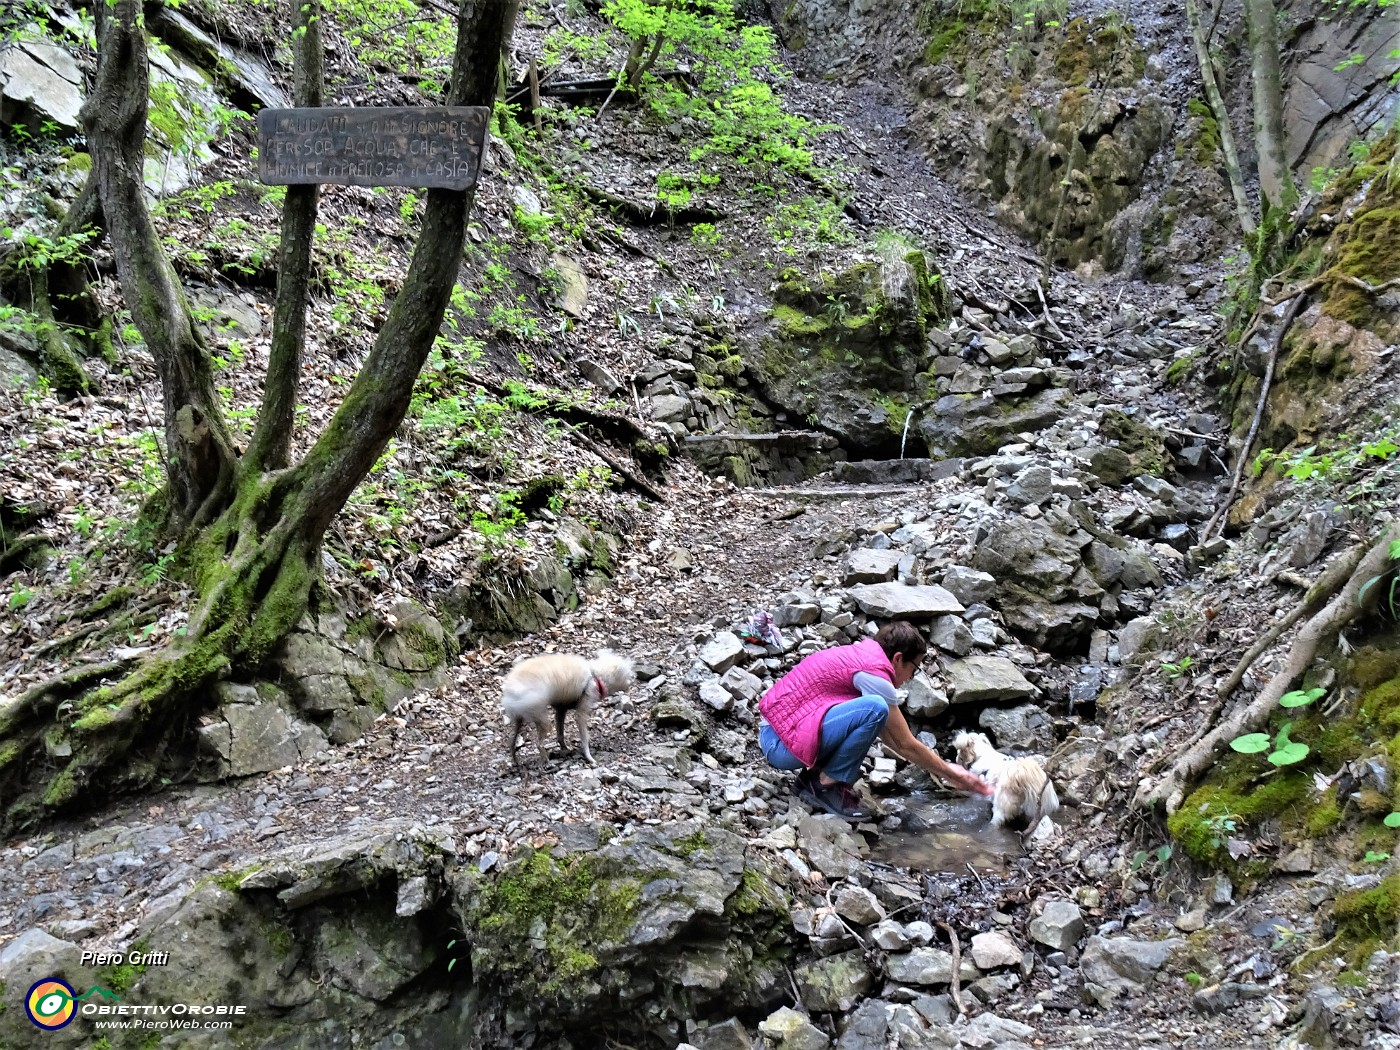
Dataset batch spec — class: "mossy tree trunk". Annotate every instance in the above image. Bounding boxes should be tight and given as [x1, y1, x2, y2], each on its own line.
[0, 0, 519, 829]
[83, 0, 240, 530]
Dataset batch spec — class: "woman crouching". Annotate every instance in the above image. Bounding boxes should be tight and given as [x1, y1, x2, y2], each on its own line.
[758, 620, 991, 821]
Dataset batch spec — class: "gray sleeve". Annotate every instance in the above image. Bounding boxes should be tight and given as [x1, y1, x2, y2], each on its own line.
[852, 670, 897, 703]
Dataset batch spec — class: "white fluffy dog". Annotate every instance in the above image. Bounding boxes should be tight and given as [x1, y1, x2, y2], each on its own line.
[953, 730, 1060, 835]
[501, 650, 635, 767]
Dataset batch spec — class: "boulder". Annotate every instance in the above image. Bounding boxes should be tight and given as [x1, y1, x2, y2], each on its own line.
[0, 340, 40, 391]
[0, 37, 83, 132]
[831, 884, 884, 925]
[1028, 900, 1084, 950]
[1005, 464, 1054, 507]
[844, 548, 904, 585]
[197, 684, 328, 777]
[775, 603, 822, 627]
[549, 252, 589, 318]
[720, 665, 763, 702]
[943, 656, 1034, 704]
[1116, 616, 1162, 664]
[977, 704, 1053, 752]
[692, 1018, 755, 1050]
[958, 1013, 1036, 1048]
[1001, 597, 1100, 654]
[1080, 935, 1183, 992]
[699, 680, 735, 713]
[939, 566, 997, 605]
[919, 387, 1072, 459]
[883, 947, 978, 986]
[794, 949, 875, 1012]
[1085, 445, 1135, 486]
[378, 601, 449, 672]
[848, 582, 963, 619]
[903, 673, 949, 718]
[835, 998, 889, 1049]
[1086, 541, 1162, 590]
[759, 1006, 828, 1050]
[577, 357, 623, 394]
[972, 517, 1088, 602]
[651, 393, 692, 423]
[928, 614, 973, 656]
[970, 931, 1024, 970]
[699, 632, 745, 673]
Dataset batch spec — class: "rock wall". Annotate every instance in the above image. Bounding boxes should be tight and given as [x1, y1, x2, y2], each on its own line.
[772, 0, 1400, 281]
[0, 821, 797, 1050]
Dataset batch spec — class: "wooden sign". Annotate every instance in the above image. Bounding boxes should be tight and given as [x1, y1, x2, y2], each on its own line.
[256, 106, 490, 191]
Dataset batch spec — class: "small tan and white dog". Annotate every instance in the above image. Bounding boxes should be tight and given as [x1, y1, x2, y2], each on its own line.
[952, 730, 1060, 835]
[501, 650, 635, 767]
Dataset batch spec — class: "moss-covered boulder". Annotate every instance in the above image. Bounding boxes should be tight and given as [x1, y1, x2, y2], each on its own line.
[745, 249, 949, 456]
[453, 823, 793, 1043]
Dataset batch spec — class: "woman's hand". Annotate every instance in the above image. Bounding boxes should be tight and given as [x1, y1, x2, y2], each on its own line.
[943, 762, 993, 796]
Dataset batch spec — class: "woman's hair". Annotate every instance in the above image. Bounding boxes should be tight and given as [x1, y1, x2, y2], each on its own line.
[875, 620, 928, 662]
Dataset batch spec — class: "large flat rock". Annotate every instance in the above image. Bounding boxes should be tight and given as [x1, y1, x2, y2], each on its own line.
[943, 655, 1035, 704]
[848, 582, 963, 619]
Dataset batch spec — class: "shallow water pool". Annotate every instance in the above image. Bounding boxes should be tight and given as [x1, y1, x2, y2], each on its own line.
[870, 793, 1022, 873]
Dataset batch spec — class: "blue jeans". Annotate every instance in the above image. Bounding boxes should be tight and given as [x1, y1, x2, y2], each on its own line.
[759, 696, 890, 785]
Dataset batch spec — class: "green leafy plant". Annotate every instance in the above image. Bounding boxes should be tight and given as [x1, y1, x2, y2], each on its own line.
[1384, 811, 1400, 829]
[1159, 655, 1194, 680]
[1363, 850, 1392, 863]
[1231, 688, 1325, 766]
[1201, 810, 1239, 851]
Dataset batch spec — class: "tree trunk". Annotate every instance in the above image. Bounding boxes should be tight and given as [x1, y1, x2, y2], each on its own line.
[1185, 0, 1256, 236]
[82, 0, 239, 531]
[1243, 0, 1296, 214]
[245, 0, 324, 475]
[1, 0, 520, 830]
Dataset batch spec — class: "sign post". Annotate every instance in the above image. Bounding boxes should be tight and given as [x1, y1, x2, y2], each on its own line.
[256, 106, 491, 191]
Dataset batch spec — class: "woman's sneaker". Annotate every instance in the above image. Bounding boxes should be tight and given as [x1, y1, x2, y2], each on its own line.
[805, 778, 874, 822]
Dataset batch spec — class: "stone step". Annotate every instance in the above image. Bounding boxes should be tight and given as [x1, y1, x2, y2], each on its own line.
[684, 430, 839, 449]
[831, 458, 963, 485]
[748, 485, 924, 500]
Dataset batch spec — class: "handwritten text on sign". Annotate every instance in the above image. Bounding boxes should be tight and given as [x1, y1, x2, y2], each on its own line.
[256, 107, 490, 191]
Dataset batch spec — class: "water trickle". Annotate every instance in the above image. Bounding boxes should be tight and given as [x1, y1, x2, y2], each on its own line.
[899, 408, 913, 460]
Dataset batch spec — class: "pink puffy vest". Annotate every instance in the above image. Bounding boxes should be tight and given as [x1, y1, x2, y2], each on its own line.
[759, 638, 894, 766]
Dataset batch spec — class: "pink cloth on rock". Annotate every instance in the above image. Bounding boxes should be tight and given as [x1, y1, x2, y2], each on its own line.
[758, 638, 895, 767]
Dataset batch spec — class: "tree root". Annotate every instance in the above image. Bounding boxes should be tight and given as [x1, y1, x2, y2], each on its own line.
[1136, 520, 1399, 814]
[579, 183, 724, 226]
[1202, 290, 1307, 542]
[570, 429, 667, 502]
[1141, 538, 1370, 778]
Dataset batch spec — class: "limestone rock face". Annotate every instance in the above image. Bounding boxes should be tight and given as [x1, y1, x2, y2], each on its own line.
[194, 682, 328, 778]
[47, 821, 798, 1049]
[744, 254, 949, 457]
[0, 38, 84, 132]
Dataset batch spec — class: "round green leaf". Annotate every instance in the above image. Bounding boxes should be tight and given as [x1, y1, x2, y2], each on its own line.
[1267, 742, 1310, 766]
[1279, 687, 1326, 709]
[1230, 733, 1271, 754]
[1384, 812, 1400, 829]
